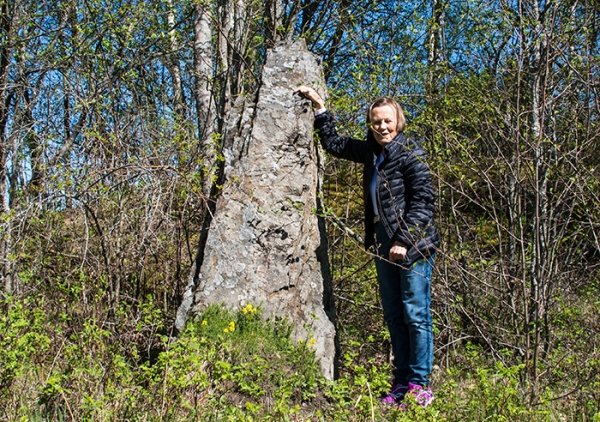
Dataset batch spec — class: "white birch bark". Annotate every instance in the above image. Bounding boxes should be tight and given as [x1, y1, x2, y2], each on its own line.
[166, 0, 184, 116]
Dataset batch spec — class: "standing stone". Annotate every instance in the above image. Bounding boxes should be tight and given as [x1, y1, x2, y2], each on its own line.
[178, 40, 337, 380]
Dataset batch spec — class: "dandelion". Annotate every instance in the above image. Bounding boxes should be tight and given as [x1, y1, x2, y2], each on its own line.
[201, 319, 207, 326]
[228, 321, 235, 332]
[223, 327, 229, 333]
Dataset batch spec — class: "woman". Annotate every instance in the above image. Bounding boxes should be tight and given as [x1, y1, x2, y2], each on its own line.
[294, 86, 439, 406]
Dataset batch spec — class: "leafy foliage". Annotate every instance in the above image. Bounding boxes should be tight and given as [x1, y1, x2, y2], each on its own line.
[1, 0, 600, 419]
[2, 296, 595, 420]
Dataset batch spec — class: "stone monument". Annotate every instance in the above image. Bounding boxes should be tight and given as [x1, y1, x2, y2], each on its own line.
[176, 40, 337, 380]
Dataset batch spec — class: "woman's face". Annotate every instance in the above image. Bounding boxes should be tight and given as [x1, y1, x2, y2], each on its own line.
[370, 105, 398, 146]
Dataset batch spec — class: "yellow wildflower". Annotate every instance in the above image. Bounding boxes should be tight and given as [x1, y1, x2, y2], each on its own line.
[201, 319, 207, 326]
[242, 304, 257, 314]
[228, 321, 235, 332]
[308, 338, 316, 348]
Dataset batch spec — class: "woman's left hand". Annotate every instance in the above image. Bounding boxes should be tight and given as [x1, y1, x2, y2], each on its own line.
[389, 242, 407, 261]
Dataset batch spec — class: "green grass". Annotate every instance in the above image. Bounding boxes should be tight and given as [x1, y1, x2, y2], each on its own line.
[1, 296, 598, 421]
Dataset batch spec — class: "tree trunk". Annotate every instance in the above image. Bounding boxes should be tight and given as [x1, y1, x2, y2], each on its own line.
[167, 0, 184, 118]
[0, 0, 15, 293]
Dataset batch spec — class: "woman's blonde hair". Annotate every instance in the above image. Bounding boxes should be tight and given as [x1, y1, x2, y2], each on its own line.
[366, 97, 406, 133]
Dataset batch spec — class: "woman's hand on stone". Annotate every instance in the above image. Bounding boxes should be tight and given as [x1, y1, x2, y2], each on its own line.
[294, 86, 325, 111]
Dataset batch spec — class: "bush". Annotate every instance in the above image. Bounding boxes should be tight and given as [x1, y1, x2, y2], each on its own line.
[2, 293, 598, 421]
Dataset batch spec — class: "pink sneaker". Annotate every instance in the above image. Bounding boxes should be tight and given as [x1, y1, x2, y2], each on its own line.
[378, 379, 408, 405]
[401, 382, 434, 407]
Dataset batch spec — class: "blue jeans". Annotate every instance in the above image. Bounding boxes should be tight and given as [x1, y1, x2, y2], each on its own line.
[374, 222, 435, 387]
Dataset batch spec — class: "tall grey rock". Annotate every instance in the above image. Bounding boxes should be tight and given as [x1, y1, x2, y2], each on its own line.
[176, 40, 337, 380]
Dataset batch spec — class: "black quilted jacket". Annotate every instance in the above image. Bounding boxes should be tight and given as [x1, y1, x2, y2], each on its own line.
[315, 111, 439, 266]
